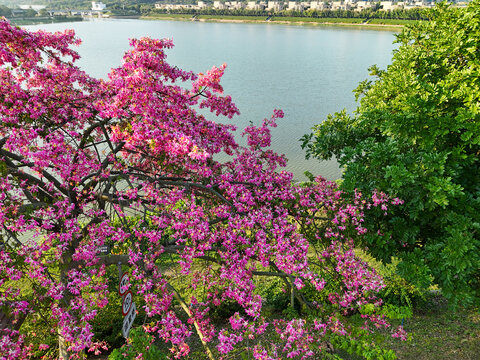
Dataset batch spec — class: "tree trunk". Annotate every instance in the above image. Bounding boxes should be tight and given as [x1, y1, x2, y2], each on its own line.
[58, 328, 71, 360]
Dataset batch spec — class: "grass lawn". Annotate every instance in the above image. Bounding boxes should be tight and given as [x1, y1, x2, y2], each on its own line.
[197, 14, 268, 21]
[274, 16, 365, 24]
[383, 308, 480, 360]
[145, 14, 196, 20]
[367, 19, 424, 25]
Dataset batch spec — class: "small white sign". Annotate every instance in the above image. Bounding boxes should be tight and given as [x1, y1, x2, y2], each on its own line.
[96, 245, 110, 255]
[122, 291, 133, 316]
[122, 302, 136, 338]
[119, 272, 129, 296]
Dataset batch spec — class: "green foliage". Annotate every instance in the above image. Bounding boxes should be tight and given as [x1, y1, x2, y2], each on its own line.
[2, 279, 58, 358]
[108, 328, 168, 360]
[367, 19, 422, 25]
[148, 5, 427, 21]
[366, 254, 428, 308]
[17, 312, 58, 359]
[302, 1, 480, 308]
[91, 266, 125, 349]
[379, 304, 413, 321]
[0, 5, 10, 17]
[330, 331, 398, 360]
[274, 16, 365, 23]
[208, 297, 253, 324]
[254, 276, 290, 313]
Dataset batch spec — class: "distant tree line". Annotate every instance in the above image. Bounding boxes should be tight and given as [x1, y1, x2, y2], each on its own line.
[149, 7, 429, 20]
[0, 4, 11, 17]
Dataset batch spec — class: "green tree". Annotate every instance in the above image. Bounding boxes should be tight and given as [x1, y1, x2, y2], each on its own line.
[0, 5, 11, 17]
[302, 1, 480, 308]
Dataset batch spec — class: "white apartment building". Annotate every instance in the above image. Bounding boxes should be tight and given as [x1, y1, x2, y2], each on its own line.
[309, 1, 329, 10]
[288, 1, 304, 10]
[230, 1, 246, 9]
[246, 1, 266, 10]
[91, 1, 106, 11]
[213, 1, 227, 9]
[356, 1, 376, 10]
[18, 4, 47, 11]
[266, 1, 284, 11]
[331, 1, 353, 10]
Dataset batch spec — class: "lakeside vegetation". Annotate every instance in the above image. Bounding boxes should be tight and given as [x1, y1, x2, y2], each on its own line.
[145, 5, 430, 26]
[7, 16, 83, 25]
[367, 18, 420, 25]
[148, 6, 428, 20]
[144, 13, 422, 28]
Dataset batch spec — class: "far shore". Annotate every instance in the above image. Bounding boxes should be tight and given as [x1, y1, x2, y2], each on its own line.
[141, 14, 408, 31]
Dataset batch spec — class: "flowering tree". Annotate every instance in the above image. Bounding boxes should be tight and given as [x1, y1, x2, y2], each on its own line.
[0, 20, 404, 359]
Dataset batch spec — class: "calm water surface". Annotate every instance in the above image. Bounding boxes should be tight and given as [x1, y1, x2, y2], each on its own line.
[26, 19, 397, 180]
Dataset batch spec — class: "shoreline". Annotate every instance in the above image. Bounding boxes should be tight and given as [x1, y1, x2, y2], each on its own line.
[141, 14, 405, 31]
[8, 16, 83, 26]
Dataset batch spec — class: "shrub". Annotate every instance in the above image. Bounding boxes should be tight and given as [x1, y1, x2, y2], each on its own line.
[302, 1, 480, 308]
[108, 328, 168, 360]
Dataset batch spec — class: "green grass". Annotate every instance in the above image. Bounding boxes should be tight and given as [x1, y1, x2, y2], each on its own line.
[367, 18, 424, 25]
[145, 13, 195, 20]
[274, 16, 365, 24]
[198, 14, 267, 21]
[145, 14, 267, 21]
[383, 308, 480, 360]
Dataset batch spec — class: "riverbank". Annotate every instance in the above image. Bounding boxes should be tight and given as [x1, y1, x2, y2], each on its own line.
[8, 16, 83, 26]
[142, 14, 418, 30]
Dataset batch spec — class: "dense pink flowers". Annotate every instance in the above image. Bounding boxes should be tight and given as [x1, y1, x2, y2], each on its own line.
[0, 19, 405, 359]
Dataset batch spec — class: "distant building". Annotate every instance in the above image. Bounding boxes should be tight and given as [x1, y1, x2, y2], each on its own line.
[331, 1, 353, 10]
[213, 1, 227, 9]
[18, 5, 46, 12]
[246, 1, 266, 10]
[230, 1, 246, 9]
[379, 1, 398, 10]
[288, 1, 304, 10]
[47, 9, 70, 16]
[91, 2, 107, 11]
[355, 1, 376, 10]
[266, 1, 284, 11]
[309, 1, 329, 10]
[10, 9, 25, 16]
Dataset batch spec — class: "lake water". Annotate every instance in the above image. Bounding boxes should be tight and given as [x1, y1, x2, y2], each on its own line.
[26, 19, 397, 181]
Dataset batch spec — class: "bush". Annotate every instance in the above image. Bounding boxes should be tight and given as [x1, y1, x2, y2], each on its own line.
[108, 328, 168, 360]
[302, 1, 480, 308]
[91, 267, 125, 349]
[255, 277, 290, 313]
